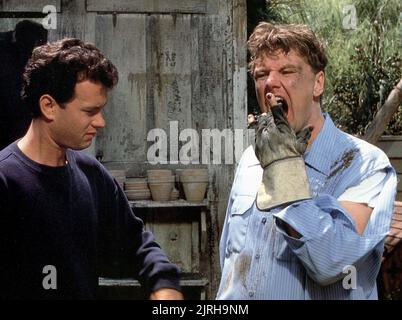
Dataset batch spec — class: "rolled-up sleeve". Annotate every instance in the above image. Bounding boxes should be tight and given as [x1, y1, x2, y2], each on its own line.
[273, 167, 397, 286]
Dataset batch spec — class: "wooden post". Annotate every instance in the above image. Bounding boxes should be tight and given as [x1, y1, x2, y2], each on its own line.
[363, 78, 402, 144]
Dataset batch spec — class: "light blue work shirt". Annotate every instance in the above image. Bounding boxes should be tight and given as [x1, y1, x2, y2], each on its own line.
[217, 114, 397, 300]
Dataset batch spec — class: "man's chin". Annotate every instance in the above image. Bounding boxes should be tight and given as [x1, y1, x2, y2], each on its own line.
[70, 141, 93, 151]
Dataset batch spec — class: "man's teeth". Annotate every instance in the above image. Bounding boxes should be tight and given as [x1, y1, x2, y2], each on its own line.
[276, 98, 288, 113]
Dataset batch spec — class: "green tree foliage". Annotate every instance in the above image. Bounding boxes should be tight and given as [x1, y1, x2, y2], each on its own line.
[247, 0, 401, 135]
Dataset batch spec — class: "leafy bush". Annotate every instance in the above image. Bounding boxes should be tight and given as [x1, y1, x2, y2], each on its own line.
[247, 0, 402, 135]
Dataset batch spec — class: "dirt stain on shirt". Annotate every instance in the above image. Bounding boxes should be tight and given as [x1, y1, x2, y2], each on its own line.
[234, 251, 252, 290]
[328, 148, 359, 179]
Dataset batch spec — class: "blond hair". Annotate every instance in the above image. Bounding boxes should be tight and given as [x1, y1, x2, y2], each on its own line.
[248, 22, 327, 74]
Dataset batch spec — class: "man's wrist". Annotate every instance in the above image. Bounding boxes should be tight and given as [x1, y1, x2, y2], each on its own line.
[150, 288, 184, 300]
[256, 157, 311, 210]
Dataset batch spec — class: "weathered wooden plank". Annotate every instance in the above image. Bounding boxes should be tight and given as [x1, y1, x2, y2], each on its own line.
[94, 14, 147, 163]
[189, 15, 201, 158]
[188, 14, 205, 163]
[384, 235, 402, 252]
[191, 219, 200, 272]
[151, 14, 192, 128]
[86, 0, 207, 14]
[130, 199, 208, 208]
[48, 1, 89, 45]
[196, 15, 226, 131]
[391, 219, 402, 230]
[200, 209, 207, 255]
[145, 15, 156, 156]
[146, 210, 194, 273]
[232, 0, 248, 164]
[0, 0, 61, 12]
[200, 0, 245, 299]
[390, 159, 402, 173]
[146, 14, 193, 164]
[394, 202, 402, 214]
[53, 1, 96, 42]
[388, 228, 402, 238]
[99, 277, 208, 287]
[376, 137, 402, 159]
[378, 136, 402, 141]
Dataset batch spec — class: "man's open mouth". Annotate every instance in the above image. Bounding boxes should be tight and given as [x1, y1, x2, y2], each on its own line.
[276, 97, 289, 116]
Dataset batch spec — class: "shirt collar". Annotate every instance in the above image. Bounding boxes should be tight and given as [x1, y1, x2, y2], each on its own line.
[304, 113, 339, 176]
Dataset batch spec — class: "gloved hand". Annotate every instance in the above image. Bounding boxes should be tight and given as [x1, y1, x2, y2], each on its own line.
[255, 99, 313, 210]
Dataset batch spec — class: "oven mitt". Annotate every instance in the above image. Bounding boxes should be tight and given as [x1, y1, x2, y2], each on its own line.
[254, 104, 312, 210]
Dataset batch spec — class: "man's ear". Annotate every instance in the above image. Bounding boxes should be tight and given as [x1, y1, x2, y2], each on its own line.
[313, 71, 325, 98]
[39, 95, 57, 120]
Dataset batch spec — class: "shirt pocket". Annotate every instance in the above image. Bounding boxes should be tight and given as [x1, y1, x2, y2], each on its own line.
[226, 195, 254, 254]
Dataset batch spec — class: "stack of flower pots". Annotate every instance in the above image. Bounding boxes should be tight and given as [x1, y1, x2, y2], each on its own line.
[147, 170, 175, 201]
[180, 169, 209, 202]
[124, 177, 151, 200]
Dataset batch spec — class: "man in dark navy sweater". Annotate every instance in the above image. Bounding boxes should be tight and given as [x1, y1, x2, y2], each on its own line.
[0, 38, 182, 299]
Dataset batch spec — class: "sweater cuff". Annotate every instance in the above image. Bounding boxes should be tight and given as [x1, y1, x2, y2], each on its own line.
[149, 273, 182, 294]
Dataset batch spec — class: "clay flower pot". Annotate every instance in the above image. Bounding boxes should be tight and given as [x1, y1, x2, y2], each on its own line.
[148, 175, 175, 201]
[180, 169, 209, 202]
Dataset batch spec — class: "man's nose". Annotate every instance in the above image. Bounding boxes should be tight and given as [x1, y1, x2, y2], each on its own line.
[265, 72, 281, 90]
[93, 112, 106, 128]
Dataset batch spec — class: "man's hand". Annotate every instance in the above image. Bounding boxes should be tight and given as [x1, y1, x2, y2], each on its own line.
[255, 108, 312, 166]
[255, 93, 313, 210]
[149, 288, 184, 300]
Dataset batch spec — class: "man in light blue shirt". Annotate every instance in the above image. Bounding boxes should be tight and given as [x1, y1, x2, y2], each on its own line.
[217, 22, 397, 300]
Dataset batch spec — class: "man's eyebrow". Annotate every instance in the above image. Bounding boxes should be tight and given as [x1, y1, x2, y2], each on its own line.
[279, 64, 301, 71]
[83, 102, 107, 109]
[82, 106, 101, 110]
[253, 64, 301, 73]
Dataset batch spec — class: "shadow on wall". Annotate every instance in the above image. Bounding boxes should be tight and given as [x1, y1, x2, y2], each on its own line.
[0, 20, 48, 150]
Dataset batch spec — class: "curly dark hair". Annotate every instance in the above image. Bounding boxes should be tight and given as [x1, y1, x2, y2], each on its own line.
[248, 22, 328, 74]
[21, 38, 118, 117]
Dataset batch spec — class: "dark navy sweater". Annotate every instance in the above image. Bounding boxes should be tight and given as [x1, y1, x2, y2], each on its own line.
[0, 143, 181, 299]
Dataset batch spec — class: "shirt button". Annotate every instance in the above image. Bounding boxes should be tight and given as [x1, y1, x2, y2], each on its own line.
[249, 291, 254, 298]
[262, 217, 267, 224]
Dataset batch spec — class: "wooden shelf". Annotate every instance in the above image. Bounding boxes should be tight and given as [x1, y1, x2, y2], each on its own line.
[99, 277, 209, 287]
[129, 199, 208, 208]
